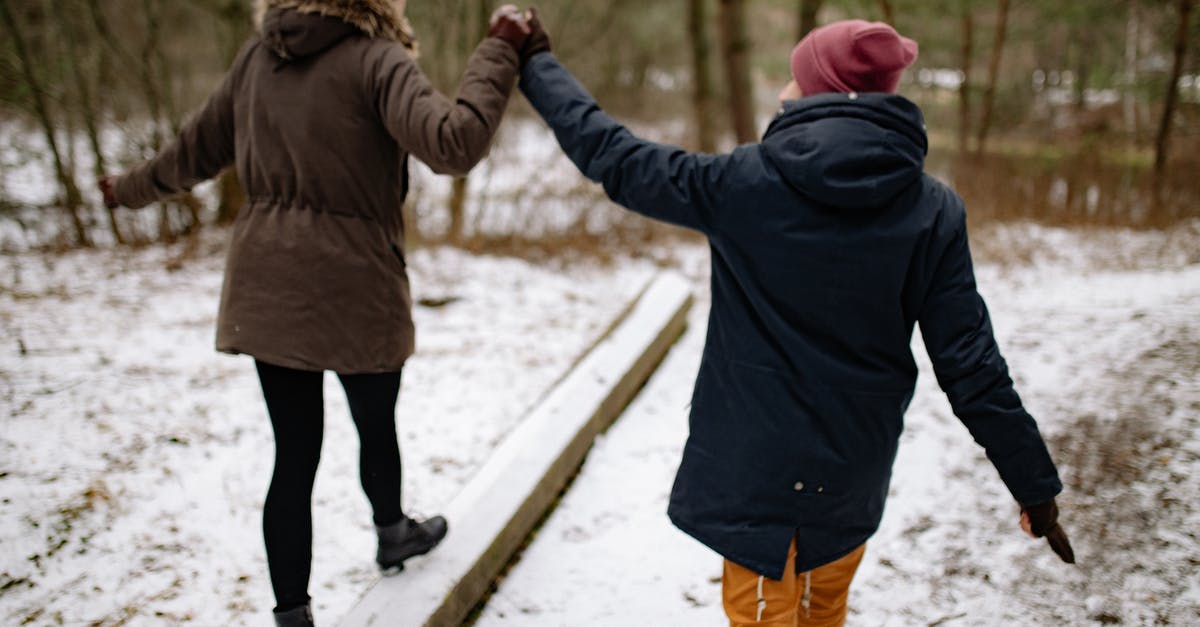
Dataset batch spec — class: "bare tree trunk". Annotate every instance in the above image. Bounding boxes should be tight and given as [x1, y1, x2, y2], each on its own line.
[1154, 0, 1193, 178]
[58, 0, 126, 244]
[798, 0, 823, 41]
[959, 10, 974, 155]
[974, 0, 1009, 156]
[1073, 29, 1090, 118]
[447, 0, 486, 245]
[0, 0, 90, 246]
[143, 0, 204, 237]
[878, 0, 896, 24]
[213, 0, 252, 225]
[1123, 0, 1140, 142]
[448, 177, 469, 244]
[688, 0, 717, 152]
[140, 0, 178, 242]
[88, 0, 186, 241]
[144, 0, 183, 136]
[719, 0, 756, 143]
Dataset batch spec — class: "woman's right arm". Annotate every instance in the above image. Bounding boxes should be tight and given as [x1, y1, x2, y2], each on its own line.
[369, 37, 520, 177]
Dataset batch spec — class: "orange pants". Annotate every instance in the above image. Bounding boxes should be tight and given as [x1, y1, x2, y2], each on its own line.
[722, 541, 867, 627]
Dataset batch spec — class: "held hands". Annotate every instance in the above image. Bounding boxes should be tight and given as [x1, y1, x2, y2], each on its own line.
[1020, 499, 1076, 564]
[520, 8, 551, 65]
[487, 5, 551, 66]
[488, 5, 531, 52]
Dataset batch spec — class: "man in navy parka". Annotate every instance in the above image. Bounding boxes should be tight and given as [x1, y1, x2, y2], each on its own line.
[517, 14, 1075, 625]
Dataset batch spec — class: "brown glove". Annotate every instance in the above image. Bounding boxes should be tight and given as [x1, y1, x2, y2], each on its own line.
[98, 176, 119, 210]
[520, 7, 552, 66]
[1021, 499, 1075, 564]
[488, 4, 530, 52]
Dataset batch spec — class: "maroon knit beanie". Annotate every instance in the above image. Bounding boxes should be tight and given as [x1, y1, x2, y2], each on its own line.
[790, 20, 918, 96]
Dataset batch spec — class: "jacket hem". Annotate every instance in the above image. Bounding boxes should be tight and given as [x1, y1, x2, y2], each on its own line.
[668, 512, 789, 581]
[217, 344, 409, 374]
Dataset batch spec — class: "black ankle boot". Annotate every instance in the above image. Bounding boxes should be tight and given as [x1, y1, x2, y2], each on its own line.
[273, 604, 314, 627]
[376, 515, 449, 571]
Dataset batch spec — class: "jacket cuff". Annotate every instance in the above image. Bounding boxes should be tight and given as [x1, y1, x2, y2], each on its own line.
[112, 169, 152, 210]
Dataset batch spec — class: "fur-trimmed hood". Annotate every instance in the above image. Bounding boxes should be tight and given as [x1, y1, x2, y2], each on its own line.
[255, 0, 416, 51]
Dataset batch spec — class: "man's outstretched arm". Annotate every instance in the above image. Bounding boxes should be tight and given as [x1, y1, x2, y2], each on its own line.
[519, 49, 739, 235]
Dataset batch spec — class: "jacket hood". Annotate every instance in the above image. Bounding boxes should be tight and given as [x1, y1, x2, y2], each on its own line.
[760, 93, 927, 210]
[256, 0, 416, 56]
[260, 8, 359, 60]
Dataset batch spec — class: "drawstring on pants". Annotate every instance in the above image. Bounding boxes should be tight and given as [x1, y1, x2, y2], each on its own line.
[754, 570, 810, 621]
[801, 570, 812, 618]
[755, 575, 766, 621]
[801, 569, 811, 614]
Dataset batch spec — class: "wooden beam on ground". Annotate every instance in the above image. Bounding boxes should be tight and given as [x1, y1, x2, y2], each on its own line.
[340, 272, 694, 627]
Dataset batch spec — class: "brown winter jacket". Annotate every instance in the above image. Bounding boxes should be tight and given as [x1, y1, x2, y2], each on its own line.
[113, 1, 519, 373]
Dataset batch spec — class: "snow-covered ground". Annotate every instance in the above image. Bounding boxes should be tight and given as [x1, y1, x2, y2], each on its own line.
[477, 222, 1200, 626]
[2, 221, 1197, 626]
[0, 236, 657, 625]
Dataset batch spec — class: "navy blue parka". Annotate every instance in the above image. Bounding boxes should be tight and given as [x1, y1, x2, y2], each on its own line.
[520, 53, 1063, 580]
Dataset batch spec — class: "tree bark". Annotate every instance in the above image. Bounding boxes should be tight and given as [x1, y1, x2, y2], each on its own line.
[213, 0, 252, 225]
[959, 10, 974, 155]
[1073, 28, 1090, 118]
[798, 0, 823, 41]
[87, 0, 179, 241]
[143, 0, 203, 238]
[719, 0, 756, 143]
[144, 0, 183, 136]
[688, 0, 717, 152]
[1154, 0, 1193, 178]
[974, 0, 1009, 156]
[1123, 0, 1140, 142]
[447, 0, 487, 245]
[0, 0, 90, 246]
[58, 0, 126, 244]
[448, 177, 469, 244]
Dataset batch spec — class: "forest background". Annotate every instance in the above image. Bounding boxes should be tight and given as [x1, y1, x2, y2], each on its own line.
[2, 2, 1199, 624]
[0, 0, 1197, 252]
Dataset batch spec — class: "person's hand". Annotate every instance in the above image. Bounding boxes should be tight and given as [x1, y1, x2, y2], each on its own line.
[488, 4, 530, 52]
[98, 176, 119, 210]
[519, 7, 551, 66]
[1020, 499, 1075, 564]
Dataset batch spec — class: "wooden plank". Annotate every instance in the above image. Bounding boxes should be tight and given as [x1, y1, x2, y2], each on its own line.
[340, 272, 694, 627]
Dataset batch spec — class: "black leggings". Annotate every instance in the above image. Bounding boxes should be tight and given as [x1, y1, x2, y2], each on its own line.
[255, 360, 405, 612]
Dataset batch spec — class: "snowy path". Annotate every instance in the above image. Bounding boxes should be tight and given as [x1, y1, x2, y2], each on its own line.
[1, 224, 1196, 626]
[0, 241, 655, 626]
[477, 226, 1200, 626]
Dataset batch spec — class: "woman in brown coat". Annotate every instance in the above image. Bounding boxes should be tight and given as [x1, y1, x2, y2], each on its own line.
[99, 1, 532, 624]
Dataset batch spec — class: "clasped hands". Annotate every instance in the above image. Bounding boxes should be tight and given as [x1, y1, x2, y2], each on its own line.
[487, 5, 551, 62]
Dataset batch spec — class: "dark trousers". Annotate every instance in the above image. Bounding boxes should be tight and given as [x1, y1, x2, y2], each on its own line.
[255, 360, 405, 612]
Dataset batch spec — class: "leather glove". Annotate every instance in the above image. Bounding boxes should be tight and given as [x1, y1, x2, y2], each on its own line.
[520, 7, 552, 66]
[98, 176, 119, 210]
[488, 4, 530, 52]
[1021, 499, 1075, 564]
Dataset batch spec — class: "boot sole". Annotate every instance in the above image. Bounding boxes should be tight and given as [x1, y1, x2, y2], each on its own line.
[377, 539, 444, 575]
